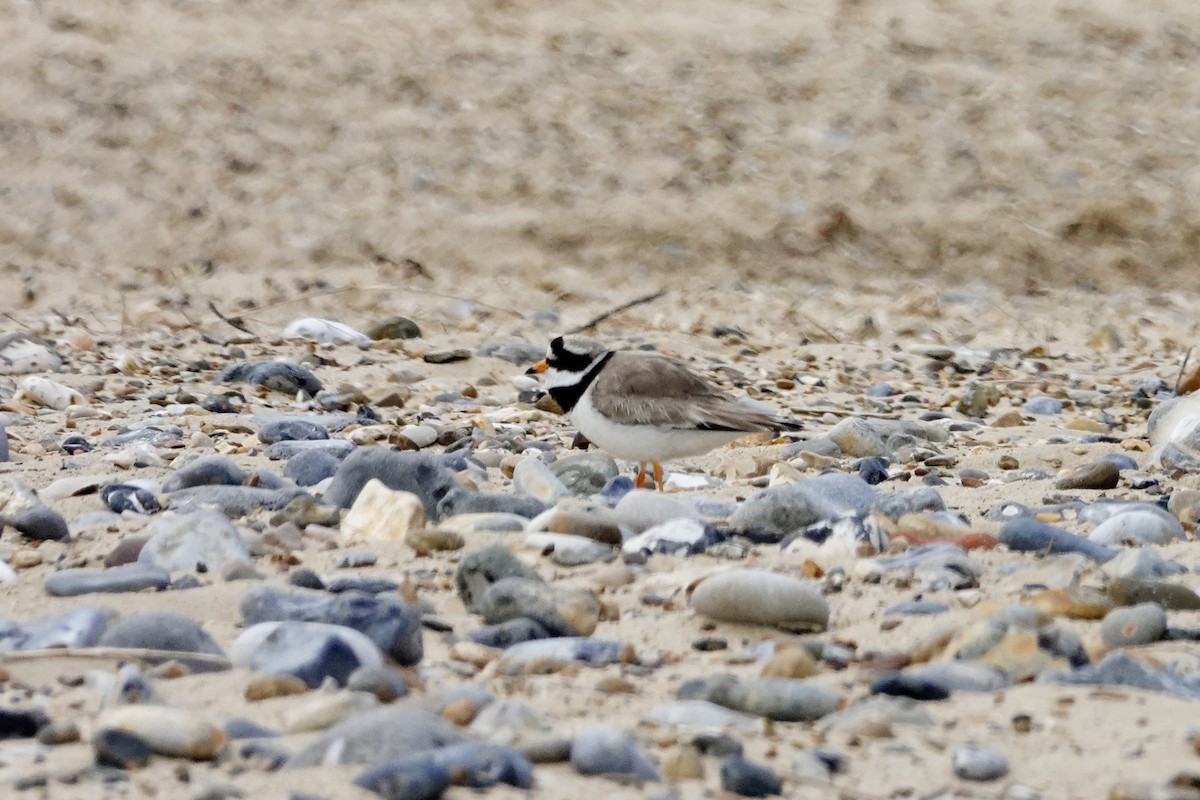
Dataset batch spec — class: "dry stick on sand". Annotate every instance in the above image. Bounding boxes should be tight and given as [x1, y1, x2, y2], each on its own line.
[567, 289, 667, 335]
[3, 647, 232, 670]
[208, 300, 258, 337]
[1175, 346, 1194, 395]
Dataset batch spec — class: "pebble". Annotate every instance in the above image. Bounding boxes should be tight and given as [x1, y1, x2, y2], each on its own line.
[1101, 603, 1167, 647]
[98, 611, 226, 663]
[1055, 459, 1120, 490]
[284, 449, 342, 486]
[622, 518, 721, 557]
[513, 457, 569, 502]
[998, 517, 1114, 563]
[161, 455, 246, 491]
[97, 705, 226, 760]
[241, 585, 423, 664]
[283, 317, 371, 345]
[231, 621, 384, 687]
[438, 488, 548, 519]
[498, 637, 630, 668]
[285, 690, 379, 733]
[94, 727, 152, 769]
[14, 375, 84, 409]
[1023, 396, 1063, 415]
[9, 505, 70, 541]
[265, 438, 356, 460]
[527, 505, 623, 545]
[1109, 578, 1200, 610]
[570, 725, 659, 781]
[44, 564, 171, 597]
[1090, 510, 1184, 546]
[645, 700, 759, 732]
[323, 449, 459, 520]
[721, 755, 783, 797]
[0, 332, 62, 374]
[138, 510, 252, 573]
[468, 618, 552, 648]
[0, 607, 108, 650]
[340, 479, 425, 543]
[690, 569, 829, 631]
[952, 743, 1009, 781]
[217, 361, 322, 396]
[526, 532, 617, 565]
[347, 664, 411, 703]
[477, 577, 601, 637]
[0, 707, 49, 739]
[102, 484, 162, 514]
[827, 417, 890, 458]
[679, 675, 841, 721]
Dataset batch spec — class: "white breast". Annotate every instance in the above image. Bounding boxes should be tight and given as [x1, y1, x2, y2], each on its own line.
[570, 383, 744, 461]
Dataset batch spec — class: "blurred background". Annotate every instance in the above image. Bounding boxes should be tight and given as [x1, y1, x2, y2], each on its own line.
[3, 0, 1200, 328]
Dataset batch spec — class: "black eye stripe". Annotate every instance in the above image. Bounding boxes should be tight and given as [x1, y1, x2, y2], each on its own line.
[549, 349, 594, 372]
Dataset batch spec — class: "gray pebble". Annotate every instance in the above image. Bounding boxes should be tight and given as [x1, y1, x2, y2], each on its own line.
[45, 564, 170, 597]
[1055, 460, 1120, 490]
[998, 517, 1114, 563]
[347, 664, 412, 703]
[679, 675, 840, 722]
[259, 420, 329, 445]
[1023, 396, 1063, 415]
[10, 505, 70, 541]
[324, 449, 459, 520]
[437, 488, 548, 520]
[232, 621, 382, 688]
[1101, 603, 1167, 648]
[952, 743, 1009, 781]
[720, 755, 782, 797]
[265, 439, 356, 461]
[0, 607, 108, 651]
[162, 455, 246, 492]
[477, 577, 600, 637]
[1090, 510, 1184, 546]
[455, 545, 543, 613]
[283, 449, 341, 486]
[287, 707, 464, 767]
[729, 474, 877, 541]
[99, 611, 225, 662]
[549, 452, 619, 495]
[367, 316, 421, 340]
[690, 569, 828, 631]
[570, 725, 658, 781]
[218, 361, 322, 396]
[167, 485, 309, 518]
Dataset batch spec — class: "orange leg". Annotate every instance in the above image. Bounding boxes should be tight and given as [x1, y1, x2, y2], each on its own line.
[634, 463, 648, 488]
[652, 461, 664, 491]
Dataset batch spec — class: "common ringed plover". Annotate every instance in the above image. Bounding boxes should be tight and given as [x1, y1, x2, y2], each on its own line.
[528, 336, 800, 490]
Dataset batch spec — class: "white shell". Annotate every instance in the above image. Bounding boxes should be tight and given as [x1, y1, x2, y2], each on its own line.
[283, 317, 371, 345]
[13, 376, 84, 410]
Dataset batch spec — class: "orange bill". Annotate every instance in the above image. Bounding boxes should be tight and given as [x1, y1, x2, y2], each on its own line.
[527, 359, 549, 374]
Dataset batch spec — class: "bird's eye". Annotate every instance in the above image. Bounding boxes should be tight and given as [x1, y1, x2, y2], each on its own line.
[550, 336, 564, 353]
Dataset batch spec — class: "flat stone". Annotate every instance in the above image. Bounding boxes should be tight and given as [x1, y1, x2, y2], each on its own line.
[0, 607, 108, 651]
[680, 675, 840, 722]
[284, 449, 342, 486]
[721, 755, 783, 797]
[283, 317, 371, 345]
[623, 518, 721, 557]
[162, 455, 246, 492]
[259, 419, 329, 445]
[513, 458, 569, 503]
[102, 485, 161, 514]
[1109, 578, 1200, 610]
[998, 517, 1114, 563]
[45, 564, 170, 597]
[98, 611, 226, 661]
[166, 485, 309, 517]
[138, 510, 252, 573]
[690, 569, 829, 632]
[527, 505, 624, 546]
[611, 490, 703, 533]
[827, 417, 890, 458]
[97, 706, 226, 760]
[953, 743, 1009, 781]
[367, 316, 421, 341]
[265, 439, 356, 460]
[437, 488, 548, 520]
[468, 618, 553, 648]
[728, 474, 878, 541]
[524, 533, 617, 566]
[549, 453, 619, 495]
[1090, 511, 1184, 546]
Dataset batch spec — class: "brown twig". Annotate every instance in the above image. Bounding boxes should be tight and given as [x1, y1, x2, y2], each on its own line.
[1176, 346, 1194, 395]
[2, 647, 231, 670]
[208, 300, 257, 336]
[568, 289, 667, 334]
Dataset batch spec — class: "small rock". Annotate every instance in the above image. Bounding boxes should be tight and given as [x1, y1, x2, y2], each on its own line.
[14, 375, 84, 409]
[231, 621, 384, 687]
[1108, 578, 1200, 610]
[680, 675, 840, 722]
[0, 708, 50, 739]
[477, 577, 600, 637]
[284, 450, 342, 486]
[728, 474, 878, 542]
[162, 455, 246, 492]
[45, 564, 171, 597]
[690, 569, 829, 632]
[513, 458, 569, 503]
[10, 505, 70, 541]
[721, 755, 783, 797]
[259, 419, 330, 445]
[0, 333, 62, 375]
[102, 484, 162, 514]
[324, 449, 459, 520]
[998, 518, 1114, 563]
[1101, 603, 1167, 648]
[37, 719, 81, 746]
[283, 318, 371, 345]
[1055, 460, 1120, 490]
[438, 488, 548, 520]
[347, 665, 411, 703]
[570, 725, 658, 781]
[98, 611, 226, 664]
[828, 417, 889, 458]
[1090, 511, 1184, 546]
[105, 537, 150, 567]
[550, 453, 619, 495]
[454, 545, 543, 613]
[285, 690, 380, 733]
[468, 618, 552, 648]
[611, 490, 702, 532]
[341, 479, 425, 543]
[138, 511, 252, 573]
[245, 675, 309, 701]
[422, 349, 470, 364]
[952, 743, 1009, 781]
[1023, 396, 1063, 415]
[94, 727, 152, 770]
[287, 708, 465, 768]
[97, 706, 226, 760]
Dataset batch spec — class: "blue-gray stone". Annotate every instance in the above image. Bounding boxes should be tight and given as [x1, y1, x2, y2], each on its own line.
[138, 510, 252, 573]
[218, 361, 322, 396]
[429, 742, 534, 788]
[998, 517, 1114, 563]
[98, 611, 225, 660]
[870, 672, 951, 701]
[477, 578, 598, 637]
[0, 707, 50, 740]
[570, 725, 658, 781]
[259, 420, 329, 445]
[266, 438, 357, 460]
[0, 424, 7, 462]
[953, 743, 1008, 781]
[468, 618, 552, 649]
[354, 754, 451, 800]
[1101, 603, 1167, 647]
[325, 576, 400, 595]
[166, 485, 309, 517]
[884, 600, 949, 616]
[162, 455, 246, 492]
[599, 475, 636, 502]
[857, 457, 889, 485]
[225, 718, 280, 739]
[729, 474, 878, 541]
[866, 382, 895, 397]
[622, 519, 723, 557]
[347, 664, 411, 702]
[902, 662, 1010, 693]
[871, 486, 946, 520]
[284, 450, 341, 486]
[437, 488, 547, 520]
[1100, 453, 1139, 471]
[678, 675, 840, 722]
[0, 608, 108, 651]
[500, 637, 627, 666]
[287, 708, 466, 768]
[549, 452, 620, 495]
[868, 543, 980, 591]
[241, 585, 423, 665]
[103, 425, 184, 448]
[101, 485, 161, 515]
[1038, 650, 1200, 698]
[721, 755, 783, 797]
[45, 564, 170, 597]
[324, 449, 459, 519]
[1023, 396, 1063, 415]
[10, 505, 70, 541]
[476, 341, 545, 365]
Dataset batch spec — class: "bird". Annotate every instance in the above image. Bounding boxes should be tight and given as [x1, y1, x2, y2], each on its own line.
[527, 335, 800, 490]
